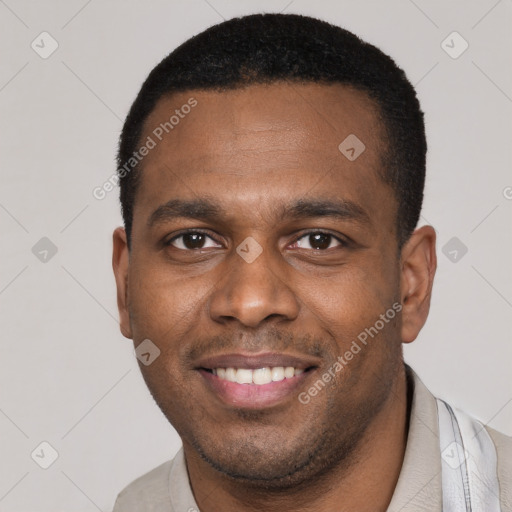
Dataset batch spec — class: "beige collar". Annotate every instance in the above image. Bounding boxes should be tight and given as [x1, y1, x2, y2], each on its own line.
[386, 365, 443, 511]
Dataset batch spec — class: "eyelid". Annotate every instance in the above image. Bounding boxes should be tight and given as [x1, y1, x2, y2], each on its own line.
[289, 229, 348, 248]
[164, 228, 223, 248]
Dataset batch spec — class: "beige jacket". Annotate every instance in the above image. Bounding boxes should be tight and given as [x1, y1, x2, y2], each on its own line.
[112, 367, 511, 511]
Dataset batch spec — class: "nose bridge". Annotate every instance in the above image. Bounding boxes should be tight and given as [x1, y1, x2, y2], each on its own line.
[209, 239, 299, 328]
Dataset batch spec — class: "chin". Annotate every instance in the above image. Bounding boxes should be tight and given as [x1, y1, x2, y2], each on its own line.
[187, 423, 360, 491]
[197, 444, 318, 487]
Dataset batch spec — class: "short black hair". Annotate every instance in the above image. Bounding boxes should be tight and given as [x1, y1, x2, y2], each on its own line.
[117, 13, 426, 249]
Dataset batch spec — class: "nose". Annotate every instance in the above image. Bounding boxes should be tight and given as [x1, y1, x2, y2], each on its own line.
[208, 243, 300, 329]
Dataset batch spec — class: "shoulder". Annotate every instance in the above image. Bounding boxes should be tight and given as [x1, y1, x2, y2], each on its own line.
[112, 459, 173, 512]
[486, 425, 512, 511]
[112, 448, 198, 512]
[406, 365, 511, 510]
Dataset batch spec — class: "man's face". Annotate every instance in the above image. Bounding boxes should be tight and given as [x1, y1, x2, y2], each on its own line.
[119, 83, 406, 484]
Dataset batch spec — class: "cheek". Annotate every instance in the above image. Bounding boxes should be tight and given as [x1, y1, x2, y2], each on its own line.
[303, 258, 399, 335]
[127, 259, 210, 345]
[298, 255, 402, 389]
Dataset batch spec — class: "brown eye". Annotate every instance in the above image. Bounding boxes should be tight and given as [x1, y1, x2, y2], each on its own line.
[309, 233, 331, 250]
[292, 232, 343, 251]
[167, 232, 221, 250]
[182, 233, 206, 249]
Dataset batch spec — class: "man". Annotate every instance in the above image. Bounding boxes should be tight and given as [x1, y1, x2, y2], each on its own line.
[111, 13, 510, 512]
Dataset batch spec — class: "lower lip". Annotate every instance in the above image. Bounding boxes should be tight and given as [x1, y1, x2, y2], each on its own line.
[198, 369, 312, 409]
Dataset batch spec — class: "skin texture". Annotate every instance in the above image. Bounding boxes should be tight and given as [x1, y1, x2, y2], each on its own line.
[112, 82, 437, 512]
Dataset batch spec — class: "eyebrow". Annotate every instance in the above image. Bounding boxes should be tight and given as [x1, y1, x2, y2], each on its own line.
[147, 197, 371, 227]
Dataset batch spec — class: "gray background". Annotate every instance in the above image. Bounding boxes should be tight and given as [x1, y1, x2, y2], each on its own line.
[0, 0, 510, 510]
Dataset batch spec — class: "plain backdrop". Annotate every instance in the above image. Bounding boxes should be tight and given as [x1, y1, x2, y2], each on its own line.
[0, 0, 511, 510]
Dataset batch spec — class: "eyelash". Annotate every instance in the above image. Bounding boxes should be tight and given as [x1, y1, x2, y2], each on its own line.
[164, 229, 348, 251]
[164, 229, 221, 249]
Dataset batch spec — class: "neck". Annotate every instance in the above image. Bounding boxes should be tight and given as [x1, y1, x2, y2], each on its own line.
[185, 365, 411, 512]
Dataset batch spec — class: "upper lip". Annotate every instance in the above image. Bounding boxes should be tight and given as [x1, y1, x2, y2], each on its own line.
[195, 352, 322, 371]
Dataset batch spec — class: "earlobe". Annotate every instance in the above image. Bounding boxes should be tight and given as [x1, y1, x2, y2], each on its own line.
[399, 226, 437, 343]
[112, 227, 133, 339]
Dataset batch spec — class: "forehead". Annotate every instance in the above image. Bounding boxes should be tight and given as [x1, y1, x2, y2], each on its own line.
[135, 82, 392, 226]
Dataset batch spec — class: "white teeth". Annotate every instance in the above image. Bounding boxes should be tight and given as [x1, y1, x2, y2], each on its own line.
[271, 366, 285, 382]
[253, 367, 272, 385]
[212, 366, 305, 384]
[284, 366, 295, 378]
[235, 368, 253, 384]
[225, 367, 237, 382]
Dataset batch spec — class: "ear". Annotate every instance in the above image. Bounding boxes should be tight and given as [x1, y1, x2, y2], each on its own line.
[112, 227, 133, 339]
[400, 225, 437, 343]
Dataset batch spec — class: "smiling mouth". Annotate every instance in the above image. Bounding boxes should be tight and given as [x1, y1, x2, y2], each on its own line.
[195, 352, 321, 408]
[202, 366, 316, 385]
